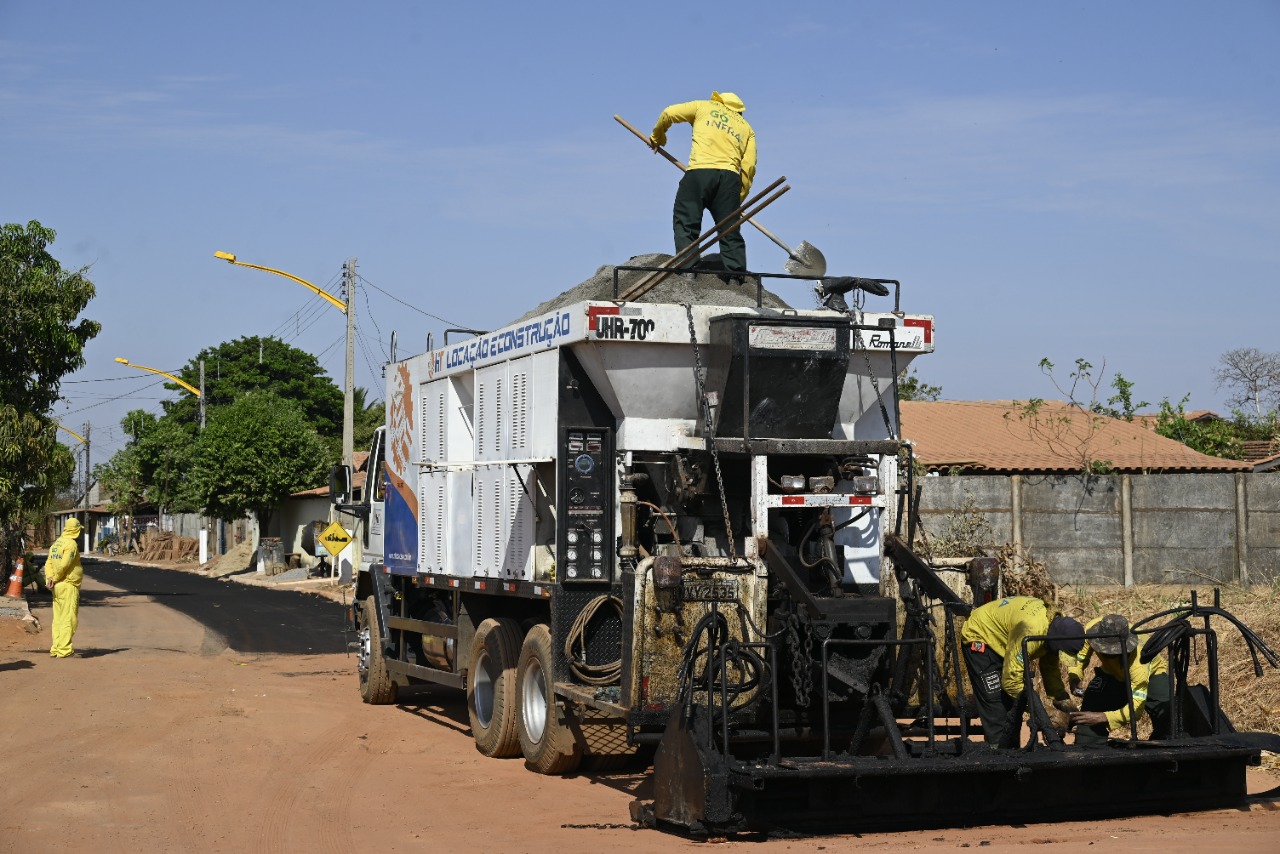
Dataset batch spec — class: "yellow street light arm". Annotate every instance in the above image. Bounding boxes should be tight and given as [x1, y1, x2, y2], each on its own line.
[214, 251, 347, 313]
[55, 423, 87, 444]
[115, 357, 202, 397]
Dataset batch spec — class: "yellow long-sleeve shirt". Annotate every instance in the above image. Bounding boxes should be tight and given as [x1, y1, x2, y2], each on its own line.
[45, 532, 83, 588]
[960, 596, 1067, 699]
[651, 96, 757, 200]
[1068, 616, 1168, 731]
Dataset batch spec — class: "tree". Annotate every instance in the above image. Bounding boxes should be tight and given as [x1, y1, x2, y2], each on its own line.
[0, 405, 76, 565]
[0, 221, 99, 560]
[165, 336, 343, 437]
[1214, 347, 1280, 419]
[898, 367, 942, 402]
[184, 391, 328, 530]
[351, 386, 386, 456]
[1154, 396, 1244, 460]
[0, 221, 101, 414]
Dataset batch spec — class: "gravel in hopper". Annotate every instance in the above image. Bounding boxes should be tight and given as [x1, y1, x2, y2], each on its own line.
[508, 252, 813, 326]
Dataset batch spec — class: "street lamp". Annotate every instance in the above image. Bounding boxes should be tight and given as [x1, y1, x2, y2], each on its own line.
[114, 358, 202, 397]
[114, 356, 208, 560]
[213, 250, 356, 468]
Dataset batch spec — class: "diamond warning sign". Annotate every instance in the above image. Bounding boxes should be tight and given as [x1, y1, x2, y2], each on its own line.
[318, 521, 353, 556]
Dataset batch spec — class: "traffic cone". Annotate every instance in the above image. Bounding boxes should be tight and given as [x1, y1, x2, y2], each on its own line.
[4, 557, 26, 598]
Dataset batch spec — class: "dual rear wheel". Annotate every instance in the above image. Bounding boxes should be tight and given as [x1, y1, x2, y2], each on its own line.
[465, 619, 583, 773]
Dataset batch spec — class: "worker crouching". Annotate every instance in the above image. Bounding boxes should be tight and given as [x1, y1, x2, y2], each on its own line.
[1068, 613, 1170, 746]
[960, 596, 1084, 749]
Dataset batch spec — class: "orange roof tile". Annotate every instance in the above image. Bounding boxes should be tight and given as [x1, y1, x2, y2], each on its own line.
[901, 400, 1253, 474]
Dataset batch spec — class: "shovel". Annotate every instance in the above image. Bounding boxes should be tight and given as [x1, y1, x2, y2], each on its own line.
[615, 114, 827, 278]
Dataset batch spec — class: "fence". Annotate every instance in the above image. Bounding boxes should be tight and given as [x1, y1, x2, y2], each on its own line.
[916, 473, 1280, 587]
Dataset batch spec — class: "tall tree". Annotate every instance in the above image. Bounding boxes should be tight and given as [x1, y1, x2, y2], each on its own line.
[0, 406, 76, 565]
[0, 221, 99, 560]
[1214, 347, 1280, 419]
[184, 390, 328, 530]
[0, 221, 101, 413]
[164, 336, 342, 437]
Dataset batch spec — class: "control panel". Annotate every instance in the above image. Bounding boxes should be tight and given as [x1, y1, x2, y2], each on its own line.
[559, 428, 611, 584]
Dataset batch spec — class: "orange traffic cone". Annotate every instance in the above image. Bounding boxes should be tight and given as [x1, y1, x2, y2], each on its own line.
[4, 557, 26, 598]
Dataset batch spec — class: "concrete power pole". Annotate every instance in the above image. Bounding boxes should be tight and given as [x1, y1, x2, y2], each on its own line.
[83, 422, 91, 553]
[343, 257, 356, 469]
[199, 358, 206, 430]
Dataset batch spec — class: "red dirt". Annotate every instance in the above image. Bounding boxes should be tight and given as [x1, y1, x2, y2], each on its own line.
[2, 571, 1278, 853]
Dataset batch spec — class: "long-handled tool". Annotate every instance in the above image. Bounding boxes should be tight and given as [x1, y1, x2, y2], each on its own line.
[621, 176, 791, 302]
[615, 114, 827, 278]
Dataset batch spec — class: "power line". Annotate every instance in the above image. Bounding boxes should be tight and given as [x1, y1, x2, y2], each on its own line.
[358, 273, 466, 328]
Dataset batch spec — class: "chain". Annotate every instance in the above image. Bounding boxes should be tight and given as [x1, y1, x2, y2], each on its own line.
[786, 612, 814, 708]
[684, 304, 737, 563]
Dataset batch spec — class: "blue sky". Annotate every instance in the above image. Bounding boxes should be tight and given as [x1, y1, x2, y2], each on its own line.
[3, 1, 1278, 464]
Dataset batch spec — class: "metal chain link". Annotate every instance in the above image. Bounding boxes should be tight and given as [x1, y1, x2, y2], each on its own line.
[684, 304, 738, 563]
[786, 612, 814, 708]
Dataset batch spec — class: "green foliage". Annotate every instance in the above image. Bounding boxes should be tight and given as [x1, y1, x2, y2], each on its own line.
[0, 405, 75, 559]
[1154, 396, 1245, 460]
[1005, 358, 1120, 476]
[94, 408, 199, 518]
[1095, 372, 1149, 422]
[185, 390, 329, 528]
[165, 336, 342, 437]
[898, 367, 942, 402]
[0, 221, 101, 413]
[0, 221, 98, 560]
[352, 387, 385, 452]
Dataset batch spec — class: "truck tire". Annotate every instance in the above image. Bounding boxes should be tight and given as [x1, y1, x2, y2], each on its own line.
[467, 617, 522, 758]
[358, 597, 397, 705]
[516, 624, 582, 775]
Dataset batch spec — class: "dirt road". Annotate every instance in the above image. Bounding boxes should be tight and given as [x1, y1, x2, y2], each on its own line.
[2, 561, 1278, 853]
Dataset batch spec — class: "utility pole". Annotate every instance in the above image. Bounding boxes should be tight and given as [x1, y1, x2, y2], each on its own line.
[83, 422, 91, 553]
[199, 359, 206, 430]
[343, 257, 356, 469]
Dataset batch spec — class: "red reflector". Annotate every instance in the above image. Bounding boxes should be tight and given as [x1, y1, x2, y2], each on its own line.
[781, 495, 805, 505]
[587, 305, 621, 331]
[849, 495, 872, 505]
[904, 317, 933, 344]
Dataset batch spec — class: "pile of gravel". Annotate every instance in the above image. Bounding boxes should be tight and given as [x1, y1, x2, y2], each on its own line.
[509, 253, 803, 326]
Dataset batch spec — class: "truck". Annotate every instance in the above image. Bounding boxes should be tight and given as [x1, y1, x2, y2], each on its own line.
[332, 261, 1278, 835]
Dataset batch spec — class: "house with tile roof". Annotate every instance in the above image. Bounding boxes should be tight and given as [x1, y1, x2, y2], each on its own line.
[901, 400, 1255, 475]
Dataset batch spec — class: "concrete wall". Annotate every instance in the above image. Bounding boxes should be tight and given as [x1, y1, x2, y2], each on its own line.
[917, 472, 1278, 587]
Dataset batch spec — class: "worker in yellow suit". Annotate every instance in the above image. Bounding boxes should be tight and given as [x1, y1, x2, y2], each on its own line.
[960, 596, 1084, 748]
[46, 518, 84, 658]
[1067, 613, 1171, 746]
[650, 91, 757, 283]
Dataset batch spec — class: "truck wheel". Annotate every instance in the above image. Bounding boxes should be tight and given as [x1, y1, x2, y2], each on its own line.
[467, 617, 522, 758]
[517, 624, 582, 775]
[358, 597, 397, 705]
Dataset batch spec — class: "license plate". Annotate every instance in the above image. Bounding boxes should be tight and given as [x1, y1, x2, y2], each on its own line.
[683, 579, 740, 601]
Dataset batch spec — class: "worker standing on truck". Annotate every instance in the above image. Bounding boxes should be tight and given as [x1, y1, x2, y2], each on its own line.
[1068, 613, 1171, 746]
[649, 91, 757, 284]
[960, 596, 1083, 748]
[46, 518, 84, 658]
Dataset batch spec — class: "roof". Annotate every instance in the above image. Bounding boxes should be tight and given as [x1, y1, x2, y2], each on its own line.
[901, 400, 1254, 474]
[291, 450, 370, 498]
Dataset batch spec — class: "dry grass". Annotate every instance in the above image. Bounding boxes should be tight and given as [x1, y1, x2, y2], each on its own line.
[1057, 582, 1280, 735]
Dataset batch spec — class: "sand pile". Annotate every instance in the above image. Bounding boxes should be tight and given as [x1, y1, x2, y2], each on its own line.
[509, 252, 806, 325]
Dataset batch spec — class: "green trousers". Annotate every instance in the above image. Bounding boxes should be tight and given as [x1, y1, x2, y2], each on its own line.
[1074, 670, 1171, 747]
[672, 169, 746, 274]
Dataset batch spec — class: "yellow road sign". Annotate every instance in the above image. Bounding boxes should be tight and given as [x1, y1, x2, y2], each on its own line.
[318, 521, 353, 556]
